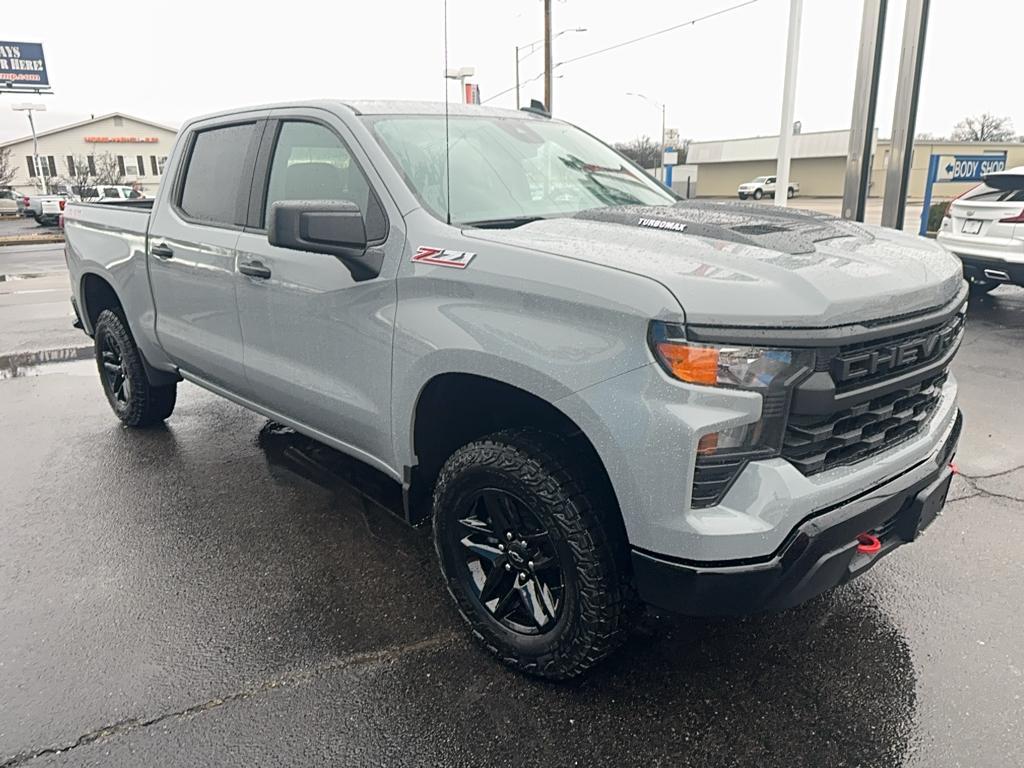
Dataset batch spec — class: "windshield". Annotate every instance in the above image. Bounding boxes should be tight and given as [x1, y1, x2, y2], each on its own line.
[753, 176, 769, 183]
[365, 114, 675, 225]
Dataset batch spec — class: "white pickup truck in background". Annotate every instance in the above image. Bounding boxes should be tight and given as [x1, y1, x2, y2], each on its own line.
[737, 175, 799, 200]
[38, 185, 145, 226]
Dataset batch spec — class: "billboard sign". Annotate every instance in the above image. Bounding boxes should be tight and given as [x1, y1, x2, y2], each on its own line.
[0, 42, 50, 90]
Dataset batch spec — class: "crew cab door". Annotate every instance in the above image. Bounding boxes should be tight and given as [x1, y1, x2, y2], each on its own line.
[233, 111, 402, 472]
[147, 116, 267, 390]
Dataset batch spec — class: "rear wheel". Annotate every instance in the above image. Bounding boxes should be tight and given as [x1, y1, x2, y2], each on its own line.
[433, 429, 633, 679]
[94, 309, 176, 427]
[753, 189, 763, 200]
[787, 187, 795, 199]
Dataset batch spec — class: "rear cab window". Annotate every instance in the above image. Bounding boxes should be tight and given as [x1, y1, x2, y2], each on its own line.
[177, 122, 260, 227]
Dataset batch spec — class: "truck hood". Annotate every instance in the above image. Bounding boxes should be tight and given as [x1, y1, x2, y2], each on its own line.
[464, 201, 964, 328]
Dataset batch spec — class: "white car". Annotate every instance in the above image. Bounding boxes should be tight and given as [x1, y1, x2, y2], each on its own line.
[737, 175, 799, 200]
[937, 166, 1024, 296]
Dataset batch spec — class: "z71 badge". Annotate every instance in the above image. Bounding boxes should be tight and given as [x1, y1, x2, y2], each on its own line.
[411, 246, 477, 269]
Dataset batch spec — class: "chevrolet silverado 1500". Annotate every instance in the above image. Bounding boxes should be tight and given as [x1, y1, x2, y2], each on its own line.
[64, 101, 964, 679]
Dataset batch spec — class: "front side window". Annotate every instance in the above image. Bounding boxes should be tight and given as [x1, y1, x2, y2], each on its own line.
[179, 122, 258, 226]
[366, 115, 675, 226]
[263, 121, 382, 239]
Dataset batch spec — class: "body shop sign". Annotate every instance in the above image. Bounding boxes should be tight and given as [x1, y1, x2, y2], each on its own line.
[0, 42, 50, 89]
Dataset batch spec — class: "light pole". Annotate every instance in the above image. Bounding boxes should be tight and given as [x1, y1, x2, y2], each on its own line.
[12, 102, 47, 194]
[775, 0, 803, 208]
[626, 92, 666, 181]
[515, 28, 586, 110]
[444, 67, 476, 104]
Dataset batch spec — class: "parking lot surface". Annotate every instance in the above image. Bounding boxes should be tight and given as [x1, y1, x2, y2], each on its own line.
[1, 249, 1022, 767]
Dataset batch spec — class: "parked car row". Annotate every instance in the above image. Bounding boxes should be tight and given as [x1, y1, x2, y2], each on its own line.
[7, 185, 147, 226]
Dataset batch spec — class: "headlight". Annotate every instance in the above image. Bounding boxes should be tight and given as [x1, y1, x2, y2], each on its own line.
[649, 321, 814, 391]
[649, 321, 815, 484]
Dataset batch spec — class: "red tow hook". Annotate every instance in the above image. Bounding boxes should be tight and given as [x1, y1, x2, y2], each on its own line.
[949, 461, 959, 475]
[856, 533, 882, 555]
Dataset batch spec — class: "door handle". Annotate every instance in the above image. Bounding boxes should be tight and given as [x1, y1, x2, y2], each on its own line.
[151, 243, 174, 259]
[239, 260, 272, 279]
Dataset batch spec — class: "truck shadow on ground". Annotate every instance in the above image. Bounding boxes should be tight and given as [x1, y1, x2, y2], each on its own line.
[254, 419, 917, 768]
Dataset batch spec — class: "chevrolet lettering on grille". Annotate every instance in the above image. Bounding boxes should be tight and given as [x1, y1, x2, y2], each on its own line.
[832, 315, 963, 383]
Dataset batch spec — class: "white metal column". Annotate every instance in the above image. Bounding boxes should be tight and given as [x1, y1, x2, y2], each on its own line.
[775, 0, 803, 207]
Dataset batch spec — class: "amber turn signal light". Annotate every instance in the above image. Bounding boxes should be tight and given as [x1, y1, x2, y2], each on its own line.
[655, 342, 719, 385]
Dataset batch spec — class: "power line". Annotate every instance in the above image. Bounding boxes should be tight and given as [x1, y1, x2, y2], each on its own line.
[482, 0, 760, 105]
[558, 0, 759, 68]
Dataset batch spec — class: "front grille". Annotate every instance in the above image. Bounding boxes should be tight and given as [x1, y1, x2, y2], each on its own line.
[782, 371, 948, 475]
[826, 311, 964, 393]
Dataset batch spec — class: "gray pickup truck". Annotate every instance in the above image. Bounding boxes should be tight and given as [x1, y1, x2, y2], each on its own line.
[64, 100, 965, 679]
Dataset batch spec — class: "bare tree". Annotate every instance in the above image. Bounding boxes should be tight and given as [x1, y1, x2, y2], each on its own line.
[613, 135, 662, 170]
[53, 153, 125, 196]
[0, 146, 16, 189]
[951, 113, 1015, 142]
[91, 153, 125, 186]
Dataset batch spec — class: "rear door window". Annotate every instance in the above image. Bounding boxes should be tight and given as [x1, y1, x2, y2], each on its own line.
[178, 122, 259, 227]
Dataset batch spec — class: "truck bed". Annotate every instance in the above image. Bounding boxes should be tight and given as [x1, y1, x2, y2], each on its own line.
[64, 199, 152, 237]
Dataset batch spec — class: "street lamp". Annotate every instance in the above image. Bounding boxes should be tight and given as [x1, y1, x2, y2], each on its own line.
[445, 67, 476, 104]
[12, 102, 47, 194]
[626, 92, 666, 182]
[515, 28, 586, 109]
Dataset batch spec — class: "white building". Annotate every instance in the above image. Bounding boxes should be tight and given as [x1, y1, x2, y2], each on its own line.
[0, 112, 178, 197]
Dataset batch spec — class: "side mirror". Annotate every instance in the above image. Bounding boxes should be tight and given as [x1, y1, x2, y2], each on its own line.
[268, 200, 381, 281]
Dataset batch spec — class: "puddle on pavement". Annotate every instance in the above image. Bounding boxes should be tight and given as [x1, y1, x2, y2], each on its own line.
[0, 272, 54, 282]
[0, 346, 94, 380]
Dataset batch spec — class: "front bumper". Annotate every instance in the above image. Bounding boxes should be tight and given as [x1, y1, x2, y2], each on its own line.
[632, 410, 962, 616]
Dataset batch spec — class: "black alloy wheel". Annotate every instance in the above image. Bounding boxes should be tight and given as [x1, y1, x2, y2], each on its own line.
[99, 329, 132, 406]
[453, 488, 564, 635]
[433, 429, 634, 679]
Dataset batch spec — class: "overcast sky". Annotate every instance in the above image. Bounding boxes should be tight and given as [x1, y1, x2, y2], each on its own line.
[2, 0, 1021, 146]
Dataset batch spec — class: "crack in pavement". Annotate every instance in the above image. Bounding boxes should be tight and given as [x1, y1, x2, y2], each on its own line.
[952, 466, 1024, 505]
[0, 632, 458, 768]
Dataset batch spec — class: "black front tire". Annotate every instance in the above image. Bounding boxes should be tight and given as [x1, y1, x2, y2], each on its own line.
[94, 309, 177, 427]
[753, 189, 763, 200]
[433, 429, 634, 679]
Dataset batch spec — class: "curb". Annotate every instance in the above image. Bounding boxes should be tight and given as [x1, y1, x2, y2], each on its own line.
[0, 234, 65, 246]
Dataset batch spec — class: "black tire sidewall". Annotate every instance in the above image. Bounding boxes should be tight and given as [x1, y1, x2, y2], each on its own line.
[435, 457, 581, 659]
[94, 310, 153, 425]
[753, 189, 763, 200]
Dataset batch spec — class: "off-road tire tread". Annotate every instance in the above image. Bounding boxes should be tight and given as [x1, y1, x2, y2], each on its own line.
[433, 428, 635, 680]
[94, 309, 176, 427]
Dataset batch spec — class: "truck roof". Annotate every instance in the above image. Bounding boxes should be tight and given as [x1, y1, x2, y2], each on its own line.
[183, 99, 551, 127]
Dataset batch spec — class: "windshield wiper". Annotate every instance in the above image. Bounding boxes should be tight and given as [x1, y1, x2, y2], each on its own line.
[462, 216, 546, 229]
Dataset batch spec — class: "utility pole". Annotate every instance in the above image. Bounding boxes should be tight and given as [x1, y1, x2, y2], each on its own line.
[515, 46, 521, 109]
[774, 0, 803, 208]
[543, 0, 553, 113]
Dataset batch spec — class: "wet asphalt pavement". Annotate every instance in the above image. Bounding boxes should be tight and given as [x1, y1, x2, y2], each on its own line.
[1, 261, 1023, 766]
